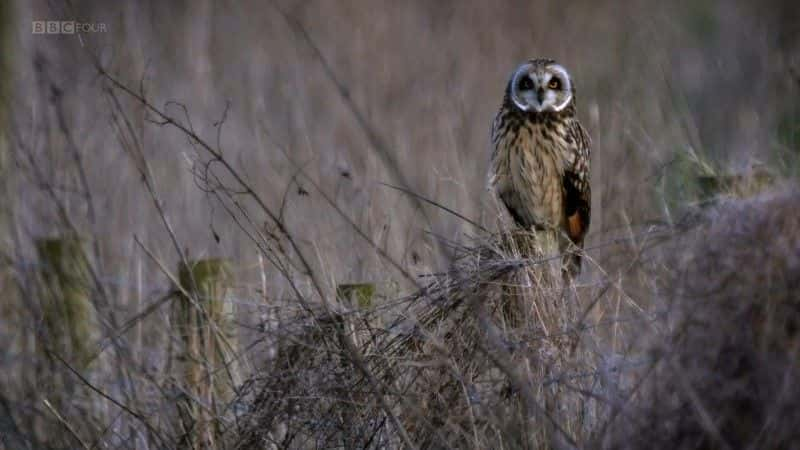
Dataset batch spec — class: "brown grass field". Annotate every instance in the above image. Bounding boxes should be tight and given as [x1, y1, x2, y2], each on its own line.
[1, 0, 799, 448]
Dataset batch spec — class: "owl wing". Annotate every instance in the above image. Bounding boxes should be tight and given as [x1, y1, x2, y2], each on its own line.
[489, 109, 532, 228]
[563, 119, 591, 247]
[488, 109, 508, 189]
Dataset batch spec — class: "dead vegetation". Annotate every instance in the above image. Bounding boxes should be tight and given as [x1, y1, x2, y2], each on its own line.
[234, 188, 800, 449]
[2, 1, 800, 449]
[599, 190, 800, 450]
[235, 229, 594, 449]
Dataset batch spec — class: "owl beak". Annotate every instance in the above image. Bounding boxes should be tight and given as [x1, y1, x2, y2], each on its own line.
[528, 88, 546, 112]
[536, 88, 545, 104]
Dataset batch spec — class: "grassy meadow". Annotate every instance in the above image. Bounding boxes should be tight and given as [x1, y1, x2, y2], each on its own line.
[1, 0, 799, 448]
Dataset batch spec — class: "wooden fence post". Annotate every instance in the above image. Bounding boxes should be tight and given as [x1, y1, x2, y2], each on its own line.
[500, 229, 579, 446]
[336, 282, 377, 348]
[335, 283, 376, 447]
[174, 258, 237, 449]
[35, 235, 93, 367]
[336, 283, 375, 309]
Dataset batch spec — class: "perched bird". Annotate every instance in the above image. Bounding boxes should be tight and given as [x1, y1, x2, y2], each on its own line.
[489, 59, 591, 275]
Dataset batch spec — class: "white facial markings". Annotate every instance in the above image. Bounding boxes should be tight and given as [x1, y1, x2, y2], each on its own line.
[547, 64, 573, 112]
[510, 62, 573, 113]
[551, 92, 573, 112]
[510, 63, 534, 111]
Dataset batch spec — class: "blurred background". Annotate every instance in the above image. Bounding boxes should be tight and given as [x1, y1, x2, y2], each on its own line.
[6, 0, 799, 284]
[1, 0, 799, 448]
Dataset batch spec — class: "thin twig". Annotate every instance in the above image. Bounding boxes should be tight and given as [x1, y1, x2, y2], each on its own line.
[49, 351, 171, 448]
[270, 1, 445, 261]
[42, 399, 91, 450]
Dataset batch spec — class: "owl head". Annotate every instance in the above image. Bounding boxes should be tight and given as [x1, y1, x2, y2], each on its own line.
[507, 59, 574, 113]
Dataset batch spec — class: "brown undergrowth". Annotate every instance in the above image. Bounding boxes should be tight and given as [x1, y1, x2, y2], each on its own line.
[598, 188, 800, 449]
[236, 229, 600, 449]
[237, 188, 800, 449]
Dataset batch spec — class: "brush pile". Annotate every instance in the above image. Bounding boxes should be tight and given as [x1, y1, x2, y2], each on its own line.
[236, 230, 600, 449]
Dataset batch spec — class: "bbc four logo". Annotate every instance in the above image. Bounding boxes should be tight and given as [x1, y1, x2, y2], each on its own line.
[32, 21, 107, 34]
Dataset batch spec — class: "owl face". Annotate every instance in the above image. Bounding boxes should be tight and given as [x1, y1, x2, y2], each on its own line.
[508, 60, 573, 113]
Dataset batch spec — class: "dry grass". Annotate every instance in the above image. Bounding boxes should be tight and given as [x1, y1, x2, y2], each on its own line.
[599, 189, 800, 449]
[235, 229, 596, 449]
[1, 0, 799, 448]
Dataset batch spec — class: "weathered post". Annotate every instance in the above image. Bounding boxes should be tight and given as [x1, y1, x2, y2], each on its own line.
[499, 228, 578, 446]
[336, 283, 376, 348]
[334, 283, 376, 447]
[35, 235, 93, 367]
[336, 283, 375, 309]
[174, 258, 237, 449]
[500, 229, 564, 328]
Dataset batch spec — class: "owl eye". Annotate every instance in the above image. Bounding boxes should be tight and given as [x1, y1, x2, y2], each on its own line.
[548, 78, 561, 90]
[518, 76, 533, 91]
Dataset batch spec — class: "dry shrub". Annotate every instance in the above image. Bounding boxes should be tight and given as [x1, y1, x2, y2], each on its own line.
[599, 189, 800, 449]
[236, 230, 600, 449]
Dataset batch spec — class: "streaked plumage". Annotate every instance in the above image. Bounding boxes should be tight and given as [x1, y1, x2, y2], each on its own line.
[489, 59, 591, 274]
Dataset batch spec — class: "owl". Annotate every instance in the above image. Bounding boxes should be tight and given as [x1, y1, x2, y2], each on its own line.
[489, 59, 591, 275]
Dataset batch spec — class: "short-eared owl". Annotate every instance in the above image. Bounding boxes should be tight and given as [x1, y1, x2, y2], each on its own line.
[489, 59, 591, 274]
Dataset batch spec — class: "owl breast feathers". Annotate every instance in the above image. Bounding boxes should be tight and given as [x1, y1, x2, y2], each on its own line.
[489, 59, 591, 274]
